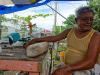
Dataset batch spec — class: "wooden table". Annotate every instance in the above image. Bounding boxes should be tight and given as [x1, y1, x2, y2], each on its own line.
[0, 48, 50, 75]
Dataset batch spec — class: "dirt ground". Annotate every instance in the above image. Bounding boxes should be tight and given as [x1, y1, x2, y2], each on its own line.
[0, 71, 20, 75]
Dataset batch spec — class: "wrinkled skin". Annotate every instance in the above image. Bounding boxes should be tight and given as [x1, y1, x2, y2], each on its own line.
[75, 12, 94, 32]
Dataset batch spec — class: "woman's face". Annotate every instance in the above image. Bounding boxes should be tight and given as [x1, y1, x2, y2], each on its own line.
[75, 11, 94, 32]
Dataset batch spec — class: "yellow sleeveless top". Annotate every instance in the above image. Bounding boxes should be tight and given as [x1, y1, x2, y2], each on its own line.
[64, 27, 95, 65]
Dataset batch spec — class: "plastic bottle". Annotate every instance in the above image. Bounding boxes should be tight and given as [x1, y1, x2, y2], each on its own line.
[60, 51, 66, 62]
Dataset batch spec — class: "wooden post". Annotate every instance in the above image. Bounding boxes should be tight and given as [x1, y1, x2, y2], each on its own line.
[54, 1, 57, 31]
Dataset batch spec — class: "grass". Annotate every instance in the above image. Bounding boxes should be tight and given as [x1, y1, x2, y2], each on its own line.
[0, 70, 1, 74]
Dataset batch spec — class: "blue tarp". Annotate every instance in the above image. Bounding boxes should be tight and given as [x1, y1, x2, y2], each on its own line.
[0, 0, 52, 14]
[0, 0, 89, 14]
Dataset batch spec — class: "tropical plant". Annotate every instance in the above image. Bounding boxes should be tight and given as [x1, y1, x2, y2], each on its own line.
[63, 14, 76, 28]
[8, 14, 52, 31]
[87, 0, 100, 32]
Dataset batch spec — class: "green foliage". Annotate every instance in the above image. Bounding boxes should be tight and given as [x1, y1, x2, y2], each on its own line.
[0, 25, 8, 38]
[58, 46, 66, 51]
[61, 0, 100, 32]
[53, 61, 57, 67]
[0, 14, 52, 37]
[0, 15, 8, 28]
[52, 50, 57, 60]
[0, 25, 8, 32]
[53, 14, 76, 35]
[87, 0, 100, 32]
[58, 43, 67, 51]
[53, 25, 68, 35]
[0, 70, 2, 74]
[10, 14, 52, 30]
[1, 33, 8, 38]
[52, 43, 67, 61]
[63, 14, 76, 28]
[1, 14, 52, 30]
[0, 15, 6, 22]
[55, 56, 60, 60]
[53, 26, 60, 35]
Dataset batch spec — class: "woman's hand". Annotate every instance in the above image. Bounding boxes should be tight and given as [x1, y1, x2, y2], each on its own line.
[52, 66, 69, 75]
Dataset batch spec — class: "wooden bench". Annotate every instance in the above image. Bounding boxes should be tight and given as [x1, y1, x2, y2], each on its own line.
[0, 48, 50, 75]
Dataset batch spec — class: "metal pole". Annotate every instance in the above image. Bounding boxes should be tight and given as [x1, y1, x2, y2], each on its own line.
[54, 1, 57, 31]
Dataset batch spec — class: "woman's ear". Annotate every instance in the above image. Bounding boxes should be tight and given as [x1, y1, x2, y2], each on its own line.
[75, 18, 78, 24]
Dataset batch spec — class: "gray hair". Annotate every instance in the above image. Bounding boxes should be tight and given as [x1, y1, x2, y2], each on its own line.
[76, 7, 94, 18]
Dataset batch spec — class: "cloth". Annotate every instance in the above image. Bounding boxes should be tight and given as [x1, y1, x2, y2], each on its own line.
[64, 27, 95, 65]
[57, 62, 93, 75]
[72, 70, 93, 75]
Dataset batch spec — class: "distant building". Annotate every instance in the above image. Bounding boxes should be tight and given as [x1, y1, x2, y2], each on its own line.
[44, 29, 54, 36]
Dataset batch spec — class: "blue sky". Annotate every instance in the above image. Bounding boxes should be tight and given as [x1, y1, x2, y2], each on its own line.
[5, 1, 88, 31]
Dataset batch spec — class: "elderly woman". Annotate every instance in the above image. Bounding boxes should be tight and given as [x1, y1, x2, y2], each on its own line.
[25, 7, 100, 75]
